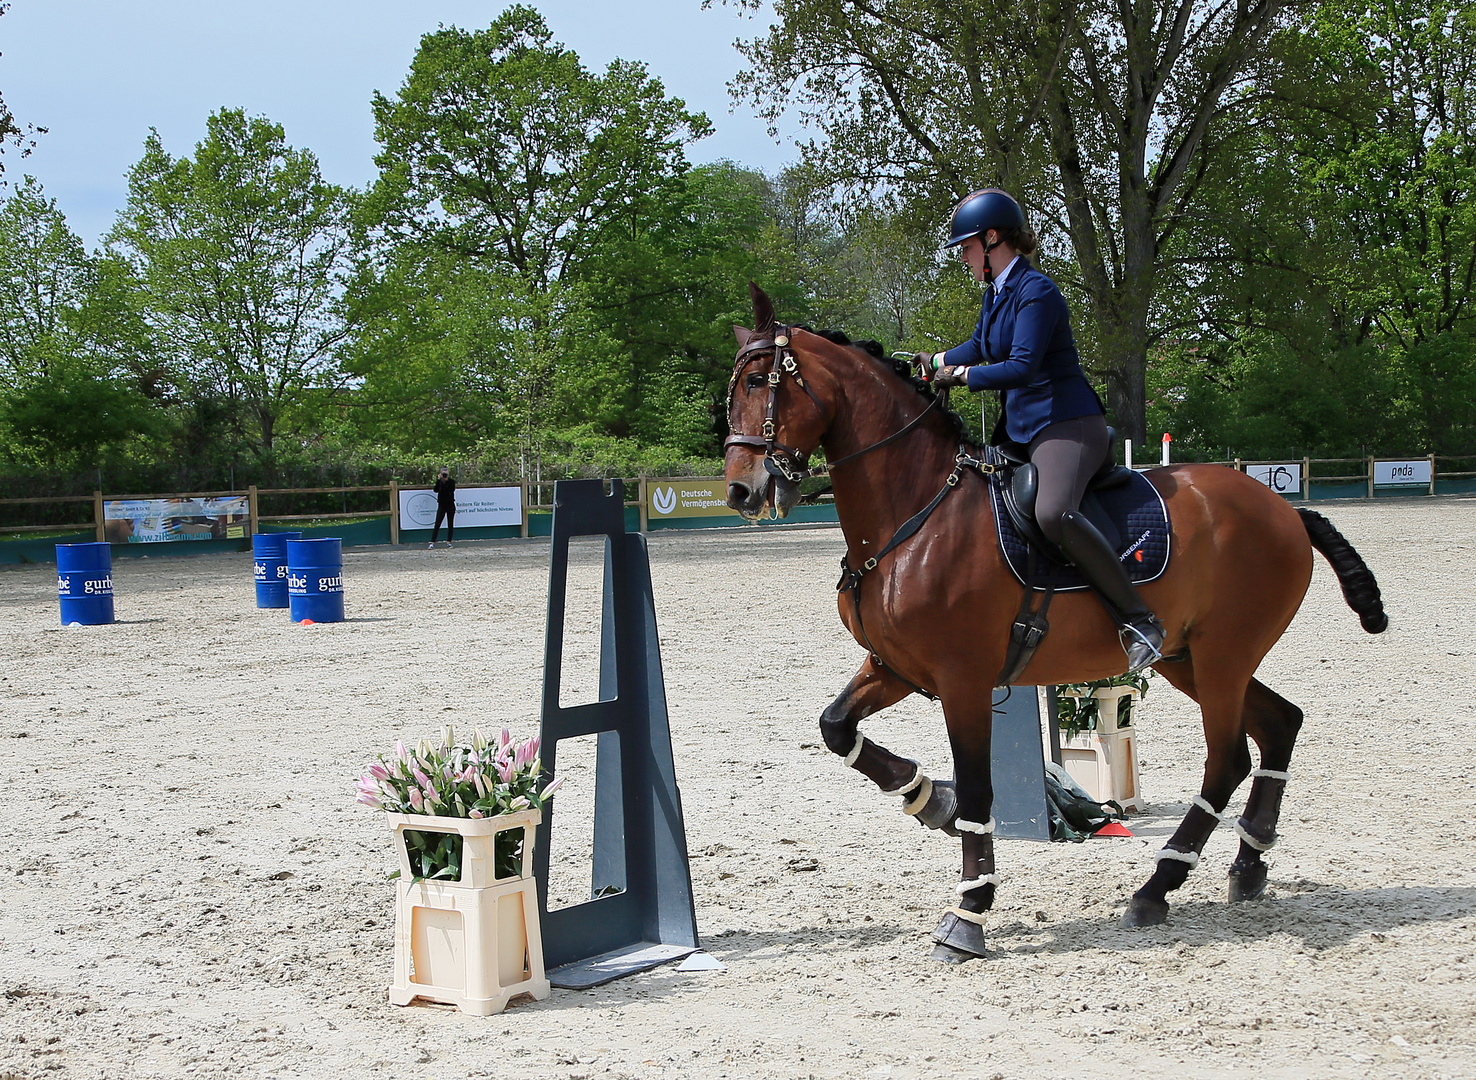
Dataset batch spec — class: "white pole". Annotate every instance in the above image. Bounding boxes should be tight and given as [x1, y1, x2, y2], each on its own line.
[1161, 434, 1172, 466]
[1124, 438, 1133, 470]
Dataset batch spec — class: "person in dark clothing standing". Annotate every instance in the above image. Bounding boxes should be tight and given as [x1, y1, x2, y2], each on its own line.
[430, 466, 456, 547]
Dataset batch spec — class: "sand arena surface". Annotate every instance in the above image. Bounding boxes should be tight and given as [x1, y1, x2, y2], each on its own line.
[2, 499, 1475, 1079]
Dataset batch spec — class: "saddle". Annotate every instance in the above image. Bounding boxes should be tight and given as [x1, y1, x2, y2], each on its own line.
[990, 435, 1135, 560]
[985, 431, 1171, 684]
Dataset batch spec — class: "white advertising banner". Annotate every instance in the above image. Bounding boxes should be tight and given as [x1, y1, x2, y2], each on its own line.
[1373, 459, 1432, 486]
[1245, 463, 1302, 495]
[398, 486, 522, 530]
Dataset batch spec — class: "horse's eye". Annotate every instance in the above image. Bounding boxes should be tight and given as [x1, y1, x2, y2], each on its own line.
[745, 373, 766, 391]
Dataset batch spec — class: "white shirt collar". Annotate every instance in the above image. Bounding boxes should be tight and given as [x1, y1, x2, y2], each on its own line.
[992, 255, 1022, 294]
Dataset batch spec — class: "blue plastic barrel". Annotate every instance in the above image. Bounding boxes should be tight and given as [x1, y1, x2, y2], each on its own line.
[56, 542, 115, 626]
[252, 531, 301, 608]
[286, 538, 344, 623]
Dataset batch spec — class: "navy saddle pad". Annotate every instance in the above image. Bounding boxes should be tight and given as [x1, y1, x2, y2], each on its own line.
[988, 468, 1171, 592]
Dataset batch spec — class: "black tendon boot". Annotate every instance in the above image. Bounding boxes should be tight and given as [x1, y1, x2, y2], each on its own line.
[1056, 509, 1164, 672]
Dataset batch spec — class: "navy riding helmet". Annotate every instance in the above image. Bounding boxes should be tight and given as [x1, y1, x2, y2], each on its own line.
[945, 189, 1025, 248]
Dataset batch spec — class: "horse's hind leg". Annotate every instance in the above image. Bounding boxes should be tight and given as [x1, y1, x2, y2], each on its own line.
[1124, 660, 1254, 927]
[1229, 679, 1303, 902]
[819, 656, 956, 827]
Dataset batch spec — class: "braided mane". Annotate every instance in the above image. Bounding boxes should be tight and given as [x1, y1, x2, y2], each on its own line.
[802, 327, 975, 450]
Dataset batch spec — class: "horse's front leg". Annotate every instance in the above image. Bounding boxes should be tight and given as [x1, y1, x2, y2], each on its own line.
[819, 656, 958, 831]
[929, 693, 997, 964]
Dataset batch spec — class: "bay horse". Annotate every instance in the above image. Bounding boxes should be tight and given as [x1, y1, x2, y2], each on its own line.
[723, 285, 1387, 963]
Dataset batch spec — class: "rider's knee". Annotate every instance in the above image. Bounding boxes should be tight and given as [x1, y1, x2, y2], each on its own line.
[1039, 508, 1069, 547]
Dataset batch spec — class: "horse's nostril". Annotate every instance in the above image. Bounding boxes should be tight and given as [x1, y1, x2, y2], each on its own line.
[727, 482, 750, 507]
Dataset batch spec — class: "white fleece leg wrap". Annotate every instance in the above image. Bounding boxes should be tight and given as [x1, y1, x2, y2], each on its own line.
[1251, 768, 1291, 781]
[955, 817, 996, 835]
[1235, 821, 1277, 851]
[1156, 848, 1200, 868]
[955, 874, 1001, 895]
[1191, 795, 1223, 821]
[947, 906, 990, 926]
[882, 767, 924, 797]
[902, 775, 934, 816]
[843, 735, 866, 769]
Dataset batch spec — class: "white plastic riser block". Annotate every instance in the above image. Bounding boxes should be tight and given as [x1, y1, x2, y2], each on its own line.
[1059, 726, 1143, 812]
[1090, 686, 1137, 730]
[385, 810, 551, 1015]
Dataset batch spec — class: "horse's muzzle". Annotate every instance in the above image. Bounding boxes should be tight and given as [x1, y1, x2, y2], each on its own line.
[726, 479, 768, 519]
[726, 475, 799, 521]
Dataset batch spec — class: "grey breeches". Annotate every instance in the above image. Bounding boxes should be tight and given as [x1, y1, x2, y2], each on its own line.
[1028, 414, 1110, 546]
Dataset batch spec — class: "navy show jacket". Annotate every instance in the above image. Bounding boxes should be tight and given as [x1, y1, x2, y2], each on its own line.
[941, 259, 1103, 445]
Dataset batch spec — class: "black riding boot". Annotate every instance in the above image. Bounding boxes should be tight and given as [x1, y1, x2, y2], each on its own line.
[1056, 509, 1164, 672]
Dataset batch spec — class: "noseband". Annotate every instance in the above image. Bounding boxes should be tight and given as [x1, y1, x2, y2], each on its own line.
[724, 325, 945, 483]
[723, 324, 828, 483]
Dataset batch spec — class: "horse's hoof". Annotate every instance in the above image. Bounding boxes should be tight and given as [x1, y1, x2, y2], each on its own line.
[1229, 862, 1268, 903]
[930, 942, 979, 965]
[1123, 896, 1169, 928]
[913, 778, 960, 835]
[930, 911, 987, 959]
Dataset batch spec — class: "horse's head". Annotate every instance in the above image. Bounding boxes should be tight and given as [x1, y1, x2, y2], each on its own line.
[724, 284, 835, 520]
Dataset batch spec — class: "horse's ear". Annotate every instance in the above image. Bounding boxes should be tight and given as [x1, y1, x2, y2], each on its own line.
[749, 282, 775, 334]
[734, 325, 753, 348]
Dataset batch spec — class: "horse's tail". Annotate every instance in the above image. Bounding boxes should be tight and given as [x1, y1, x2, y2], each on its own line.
[1297, 508, 1388, 633]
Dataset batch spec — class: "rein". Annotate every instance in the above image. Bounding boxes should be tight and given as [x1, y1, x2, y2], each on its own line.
[725, 324, 995, 698]
[723, 324, 942, 481]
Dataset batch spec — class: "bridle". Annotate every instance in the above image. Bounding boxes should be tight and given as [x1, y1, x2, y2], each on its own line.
[723, 323, 827, 483]
[723, 323, 943, 483]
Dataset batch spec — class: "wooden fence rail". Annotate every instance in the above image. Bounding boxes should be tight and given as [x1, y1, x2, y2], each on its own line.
[4, 455, 1474, 543]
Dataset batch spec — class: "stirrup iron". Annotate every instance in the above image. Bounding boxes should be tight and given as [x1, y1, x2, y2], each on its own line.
[1120, 618, 1164, 673]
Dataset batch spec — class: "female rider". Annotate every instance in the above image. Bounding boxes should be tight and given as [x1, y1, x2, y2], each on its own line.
[920, 188, 1163, 672]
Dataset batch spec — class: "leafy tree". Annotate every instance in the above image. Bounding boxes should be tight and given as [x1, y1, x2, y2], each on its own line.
[731, 0, 1294, 440]
[369, 6, 709, 288]
[107, 108, 354, 458]
[1156, 0, 1476, 454]
[0, 362, 157, 469]
[356, 7, 736, 462]
[0, 176, 88, 388]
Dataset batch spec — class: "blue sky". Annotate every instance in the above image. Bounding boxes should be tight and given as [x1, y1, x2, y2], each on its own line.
[0, 0, 798, 248]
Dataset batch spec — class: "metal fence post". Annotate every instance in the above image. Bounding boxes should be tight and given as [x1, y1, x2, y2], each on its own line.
[93, 490, 105, 543]
[388, 480, 399, 545]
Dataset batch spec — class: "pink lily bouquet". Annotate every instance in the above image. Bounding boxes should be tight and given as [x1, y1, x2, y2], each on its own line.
[357, 726, 563, 881]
